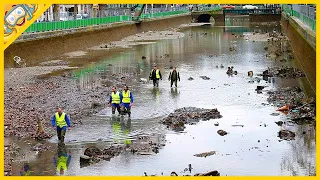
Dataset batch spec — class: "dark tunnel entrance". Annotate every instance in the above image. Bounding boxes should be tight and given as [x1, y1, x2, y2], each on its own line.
[197, 14, 212, 23]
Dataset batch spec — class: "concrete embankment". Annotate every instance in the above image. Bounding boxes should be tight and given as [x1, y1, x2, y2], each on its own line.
[4, 14, 192, 67]
[281, 12, 316, 97]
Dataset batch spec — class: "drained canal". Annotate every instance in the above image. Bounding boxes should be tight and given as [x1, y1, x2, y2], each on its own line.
[10, 19, 316, 176]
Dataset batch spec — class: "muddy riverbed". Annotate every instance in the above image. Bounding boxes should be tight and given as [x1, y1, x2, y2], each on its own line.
[5, 19, 316, 176]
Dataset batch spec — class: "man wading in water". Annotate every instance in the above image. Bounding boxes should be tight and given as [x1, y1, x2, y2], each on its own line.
[168, 67, 180, 87]
[108, 86, 123, 116]
[51, 107, 71, 144]
[149, 65, 162, 87]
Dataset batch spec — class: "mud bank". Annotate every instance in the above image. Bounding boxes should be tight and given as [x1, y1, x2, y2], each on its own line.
[5, 14, 192, 67]
[161, 107, 222, 131]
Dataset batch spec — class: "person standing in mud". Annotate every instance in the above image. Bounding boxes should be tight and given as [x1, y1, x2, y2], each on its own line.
[149, 65, 162, 87]
[108, 86, 123, 115]
[168, 67, 180, 87]
[121, 85, 134, 117]
[51, 107, 71, 144]
[54, 143, 71, 175]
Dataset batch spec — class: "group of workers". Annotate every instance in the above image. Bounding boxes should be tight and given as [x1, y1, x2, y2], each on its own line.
[50, 66, 179, 145]
[149, 65, 180, 88]
[47, 65, 181, 175]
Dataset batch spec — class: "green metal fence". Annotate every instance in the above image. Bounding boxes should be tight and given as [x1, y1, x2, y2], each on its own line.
[24, 15, 131, 33]
[281, 5, 316, 31]
[24, 7, 222, 33]
[140, 10, 189, 19]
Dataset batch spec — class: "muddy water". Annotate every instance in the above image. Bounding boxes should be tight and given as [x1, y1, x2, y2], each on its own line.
[12, 21, 315, 176]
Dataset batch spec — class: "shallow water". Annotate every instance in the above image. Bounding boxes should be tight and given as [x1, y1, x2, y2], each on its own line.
[12, 20, 316, 176]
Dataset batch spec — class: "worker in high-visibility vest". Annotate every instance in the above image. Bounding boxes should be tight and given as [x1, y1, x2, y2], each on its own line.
[108, 86, 123, 115]
[51, 107, 71, 144]
[149, 65, 162, 87]
[121, 85, 134, 117]
[54, 143, 71, 175]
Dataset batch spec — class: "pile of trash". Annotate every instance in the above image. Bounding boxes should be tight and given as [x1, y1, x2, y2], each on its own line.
[267, 87, 315, 123]
[81, 146, 123, 167]
[262, 66, 305, 78]
[161, 107, 223, 131]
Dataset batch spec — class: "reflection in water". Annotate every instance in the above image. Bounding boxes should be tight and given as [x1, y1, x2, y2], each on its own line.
[151, 87, 161, 105]
[170, 87, 179, 98]
[20, 163, 31, 176]
[111, 116, 132, 145]
[280, 124, 316, 176]
[54, 144, 71, 176]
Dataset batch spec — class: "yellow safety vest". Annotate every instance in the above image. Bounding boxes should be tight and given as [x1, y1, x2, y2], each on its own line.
[55, 112, 67, 128]
[112, 122, 121, 143]
[57, 156, 68, 172]
[111, 92, 120, 104]
[122, 90, 131, 103]
[123, 129, 132, 145]
[151, 69, 160, 79]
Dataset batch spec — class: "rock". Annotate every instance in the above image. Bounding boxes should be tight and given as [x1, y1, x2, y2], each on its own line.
[84, 146, 102, 157]
[248, 71, 253, 77]
[200, 76, 210, 80]
[256, 86, 265, 91]
[270, 113, 280, 116]
[80, 155, 91, 167]
[142, 56, 146, 59]
[139, 78, 148, 83]
[188, 77, 194, 80]
[171, 172, 178, 176]
[194, 151, 216, 157]
[231, 124, 244, 127]
[275, 121, 284, 126]
[217, 130, 227, 136]
[278, 130, 295, 140]
[264, 46, 268, 50]
[214, 122, 219, 126]
[196, 170, 220, 176]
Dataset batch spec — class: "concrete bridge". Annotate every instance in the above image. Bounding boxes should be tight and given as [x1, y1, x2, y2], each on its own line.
[191, 8, 281, 25]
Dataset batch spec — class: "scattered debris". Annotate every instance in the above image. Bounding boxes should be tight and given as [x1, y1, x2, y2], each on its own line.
[161, 107, 222, 132]
[194, 151, 216, 157]
[278, 130, 295, 141]
[217, 130, 227, 136]
[275, 121, 284, 126]
[200, 76, 210, 80]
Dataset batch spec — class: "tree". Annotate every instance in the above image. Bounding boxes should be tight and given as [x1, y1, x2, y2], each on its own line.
[53, 4, 60, 21]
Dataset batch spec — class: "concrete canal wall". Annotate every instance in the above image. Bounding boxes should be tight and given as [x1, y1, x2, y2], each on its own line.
[4, 14, 192, 67]
[281, 12, 316, 97]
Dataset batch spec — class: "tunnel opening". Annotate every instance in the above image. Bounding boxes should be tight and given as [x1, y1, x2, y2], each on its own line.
[197, 14, 212, 23]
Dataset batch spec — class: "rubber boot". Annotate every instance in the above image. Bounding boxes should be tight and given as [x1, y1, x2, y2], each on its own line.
[60, 130, 66, 145]
[57, 130, 61, 143]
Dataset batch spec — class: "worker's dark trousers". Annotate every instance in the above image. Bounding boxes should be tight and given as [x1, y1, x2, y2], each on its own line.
[121, 105, 131, 117]
[57, 127, 66, 143]
[112, 104, 121, 114]
[170, 80, 178, 87]
[153, 79, 159, 87]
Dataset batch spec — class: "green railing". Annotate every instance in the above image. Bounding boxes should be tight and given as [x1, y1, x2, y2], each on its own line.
[281, 5, 315, 31]
[24, 7, 222, 33]
[140, 9, 189, 19]
[24, 15, 131, 33]
[292, 10, 316, 31]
